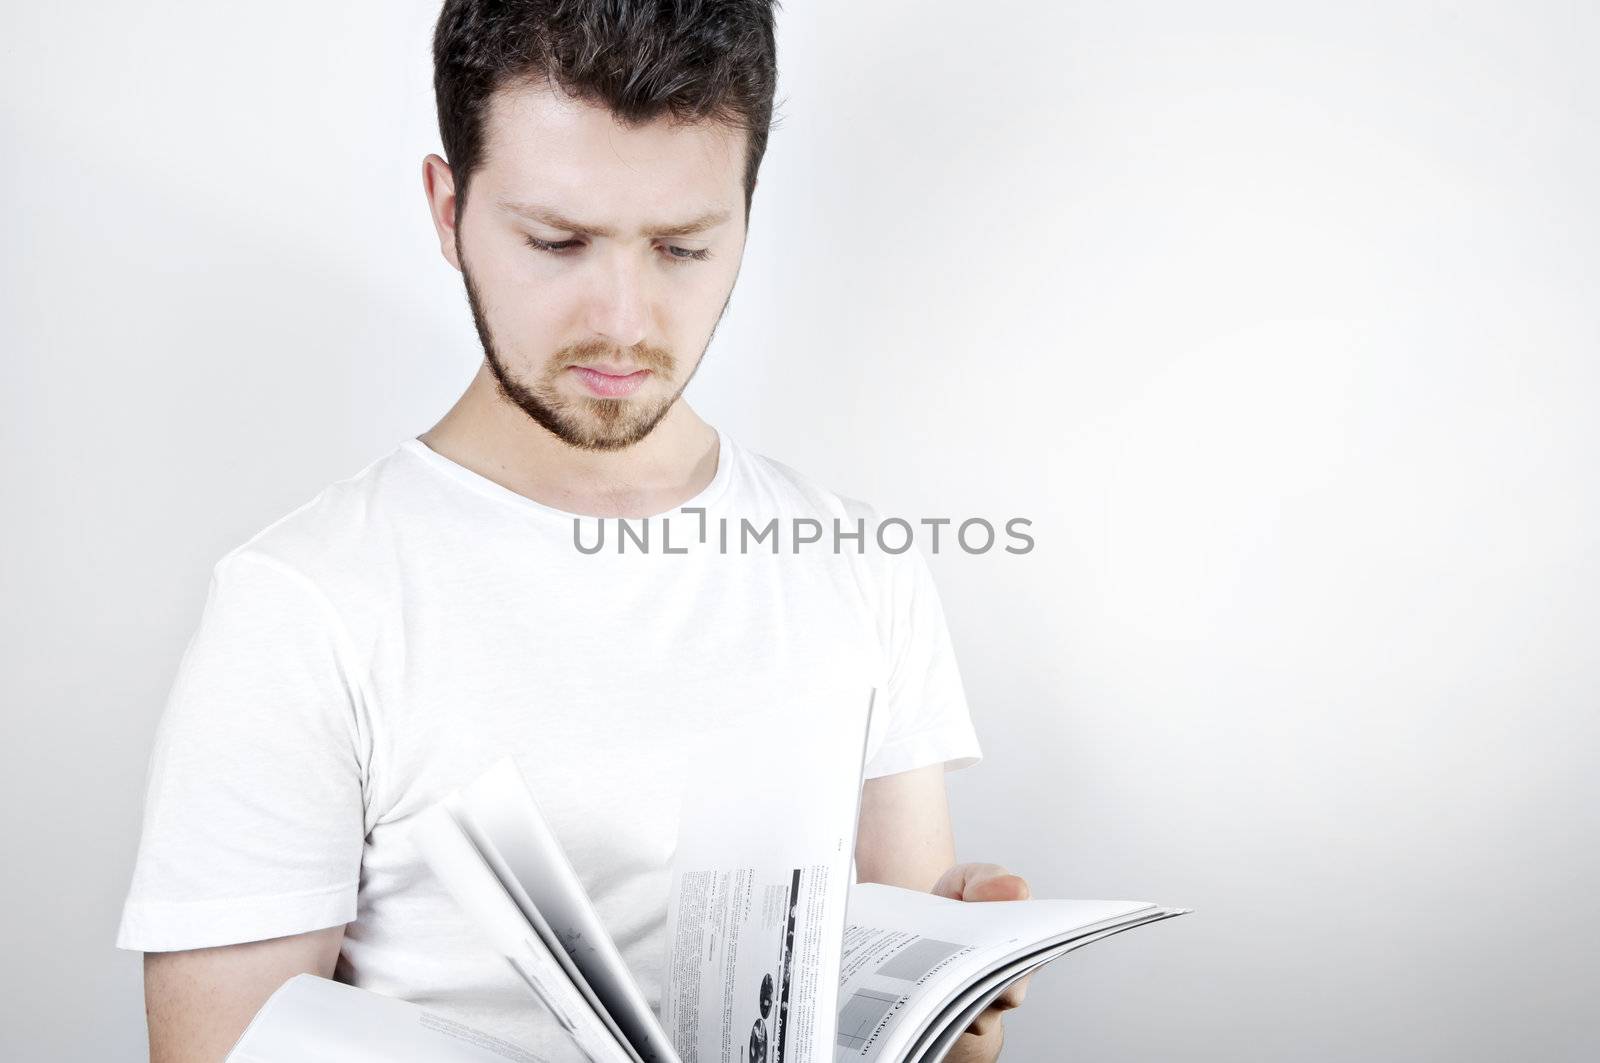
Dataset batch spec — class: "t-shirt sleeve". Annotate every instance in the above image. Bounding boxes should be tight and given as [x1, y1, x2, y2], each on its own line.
[116, 550, 368, 953]
[862, 541, 984, 779]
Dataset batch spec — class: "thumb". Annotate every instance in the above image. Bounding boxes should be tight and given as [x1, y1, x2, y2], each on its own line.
[966, 872, 1030, 902]
[932, 863, 1031, 902]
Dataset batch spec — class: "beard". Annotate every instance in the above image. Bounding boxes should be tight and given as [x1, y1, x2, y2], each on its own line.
[461, 258, 714, 452]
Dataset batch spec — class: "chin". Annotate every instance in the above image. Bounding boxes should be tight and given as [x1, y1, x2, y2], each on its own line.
[563, 403, 672, 451]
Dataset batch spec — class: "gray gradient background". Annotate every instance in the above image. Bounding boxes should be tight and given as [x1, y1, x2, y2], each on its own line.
[3, 2, 1596, 1060]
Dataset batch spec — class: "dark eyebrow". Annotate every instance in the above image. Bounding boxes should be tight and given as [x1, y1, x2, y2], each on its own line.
[498, 199, 730, 240]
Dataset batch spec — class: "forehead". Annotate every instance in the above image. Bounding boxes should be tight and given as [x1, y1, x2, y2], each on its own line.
[475, 78, 746, 221]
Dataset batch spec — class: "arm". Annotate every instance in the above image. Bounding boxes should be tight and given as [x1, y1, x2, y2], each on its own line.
[856, 763, 957, 892]
[854, 765, 1031, 1063]
[144, 925, 346, 1063]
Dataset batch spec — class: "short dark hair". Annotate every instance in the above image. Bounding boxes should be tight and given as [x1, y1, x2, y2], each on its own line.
[432, 0, 782, 222]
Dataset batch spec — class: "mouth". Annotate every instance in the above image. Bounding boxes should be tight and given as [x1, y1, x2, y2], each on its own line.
[568, 364, 653, 398]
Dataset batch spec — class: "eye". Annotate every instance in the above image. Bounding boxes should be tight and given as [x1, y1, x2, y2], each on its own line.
[525, 235, 580, 254]
[664, 245, 712, 263]
[523, 235, 711, 263]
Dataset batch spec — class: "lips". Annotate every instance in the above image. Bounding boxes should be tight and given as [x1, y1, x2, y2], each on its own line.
[569, 364, 652, 398]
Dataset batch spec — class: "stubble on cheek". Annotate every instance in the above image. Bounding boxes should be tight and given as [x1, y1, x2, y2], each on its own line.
[467, 276, 686, 448]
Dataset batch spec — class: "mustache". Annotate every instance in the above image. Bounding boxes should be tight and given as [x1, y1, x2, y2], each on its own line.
[554, 338, 676, 374]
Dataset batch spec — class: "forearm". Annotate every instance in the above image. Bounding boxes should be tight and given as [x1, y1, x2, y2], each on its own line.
[854, 766, 957, 891]
[852, 770, 1021, 1062]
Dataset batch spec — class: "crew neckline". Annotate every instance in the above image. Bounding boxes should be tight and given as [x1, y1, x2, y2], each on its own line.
[399, 427, 735, 523]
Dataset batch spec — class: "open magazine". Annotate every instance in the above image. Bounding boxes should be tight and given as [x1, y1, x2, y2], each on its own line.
[226, 691, 1189, 1063]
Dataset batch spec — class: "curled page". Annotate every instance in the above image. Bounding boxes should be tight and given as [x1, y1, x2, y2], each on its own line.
[902, 911, 1183, 1063]
[453, 759, 673, 1063]
[410, 803, 638, 1063]
[225, 973, 556, 1063]
[661, 689, 877, 1063]
[833, 885, 1188, 1062]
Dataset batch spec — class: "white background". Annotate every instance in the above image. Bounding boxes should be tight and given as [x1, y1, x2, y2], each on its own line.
[3, 2, 1596, 1059]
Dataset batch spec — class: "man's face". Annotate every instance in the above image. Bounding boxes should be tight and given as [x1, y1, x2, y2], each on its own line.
[447, 79, 748, 450]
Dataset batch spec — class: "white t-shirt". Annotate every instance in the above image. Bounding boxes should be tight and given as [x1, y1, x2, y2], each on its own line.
[116, 428, 981, 1054]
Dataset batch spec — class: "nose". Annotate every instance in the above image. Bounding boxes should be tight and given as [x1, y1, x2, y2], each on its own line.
[583, 251, 652, 349]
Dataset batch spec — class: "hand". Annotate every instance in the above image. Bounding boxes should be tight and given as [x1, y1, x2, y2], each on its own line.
[931, 863, 1035, 1062]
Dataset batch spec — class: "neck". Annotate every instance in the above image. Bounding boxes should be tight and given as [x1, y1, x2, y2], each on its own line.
[418, 362, 720, 518]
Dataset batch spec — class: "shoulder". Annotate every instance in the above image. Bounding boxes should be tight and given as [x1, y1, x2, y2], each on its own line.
[208, 444, 421, 617]
[726, 436, 928, 611]
[729, 437, 881, 528]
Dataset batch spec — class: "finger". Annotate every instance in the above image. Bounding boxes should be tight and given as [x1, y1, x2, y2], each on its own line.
[932, 863, 1010, 900]
[992, 972, 1034, 1011]
[964, 1004, 1005, 1040]
[963, 872, 1031, 902]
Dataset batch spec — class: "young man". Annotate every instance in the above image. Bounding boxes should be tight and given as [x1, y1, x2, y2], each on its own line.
[118, 3, 1031, 1061]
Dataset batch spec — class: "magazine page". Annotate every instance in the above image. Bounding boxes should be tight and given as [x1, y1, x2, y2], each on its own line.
[453, 758, 673, 1063]
[660, 689, 877, 1063]
[410, 803, 638, 1063]
[225, 973, 552, 1063]
[903, 911, 1185, 1063]
[833, 884, 1187, 1063]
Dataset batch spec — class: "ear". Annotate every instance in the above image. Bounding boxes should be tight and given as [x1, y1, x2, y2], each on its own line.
[422, 154, 462, 272]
